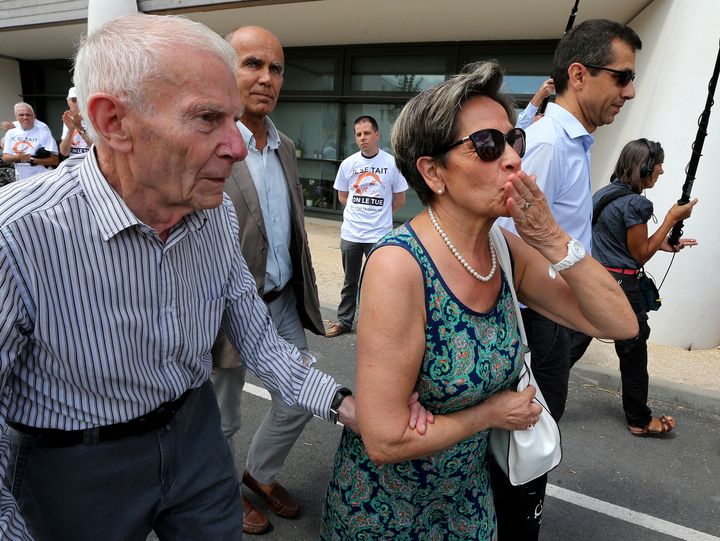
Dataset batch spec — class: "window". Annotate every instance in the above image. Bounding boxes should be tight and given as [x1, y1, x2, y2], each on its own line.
[283, 57, 336, 92]
[273, 102, 340, 211]
[278, 40, 556, 217]
[350, 55, 446, 93]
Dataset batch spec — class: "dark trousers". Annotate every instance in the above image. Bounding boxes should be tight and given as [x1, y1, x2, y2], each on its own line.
[6, 381, 243, 541]
[491, 308, 590, 540]
[612, 273, 652, 427]
[521, 307, 591, 423]
[337, 239, 374, 328]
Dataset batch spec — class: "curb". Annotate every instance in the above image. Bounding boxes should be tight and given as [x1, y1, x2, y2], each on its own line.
[572, 364, 720, 417]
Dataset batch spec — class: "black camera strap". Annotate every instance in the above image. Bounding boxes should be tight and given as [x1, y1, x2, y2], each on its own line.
[591, 183, 635, 226]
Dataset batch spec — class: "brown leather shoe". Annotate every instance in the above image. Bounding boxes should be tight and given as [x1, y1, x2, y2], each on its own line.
[243, 470, 299, 518]
[325, 322, 351, 338]
[242, 495, 270, 534]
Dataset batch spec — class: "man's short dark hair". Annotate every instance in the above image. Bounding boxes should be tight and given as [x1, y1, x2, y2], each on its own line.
[354, 115, 379, 132]
[552, 19, 642, 95]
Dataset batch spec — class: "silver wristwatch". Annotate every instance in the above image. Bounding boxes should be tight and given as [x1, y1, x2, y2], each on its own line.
[549, 239, 586, 279]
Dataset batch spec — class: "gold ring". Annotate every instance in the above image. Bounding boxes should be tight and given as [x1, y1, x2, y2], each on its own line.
[514, 216, 527, 226]
[522, 201, 532, 210]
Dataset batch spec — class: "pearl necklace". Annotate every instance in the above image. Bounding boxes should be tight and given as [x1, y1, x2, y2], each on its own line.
[427, 206, 497, 282]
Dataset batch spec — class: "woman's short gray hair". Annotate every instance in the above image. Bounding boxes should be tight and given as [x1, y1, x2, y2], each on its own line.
[73, 13, 238, 141]
[391, 61, 516, 205]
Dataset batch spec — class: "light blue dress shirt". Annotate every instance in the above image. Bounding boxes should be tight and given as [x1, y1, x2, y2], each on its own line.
[238, 119, 292, 294]
[499, 102, 595, 254]
[515, 101, 538, 130]
[0, 150, 339, 538]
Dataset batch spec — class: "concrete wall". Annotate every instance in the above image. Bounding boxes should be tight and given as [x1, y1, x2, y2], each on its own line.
[0, 58, 22, 122]
[589, 0, 720, 349]
[0, 0, 87, 29]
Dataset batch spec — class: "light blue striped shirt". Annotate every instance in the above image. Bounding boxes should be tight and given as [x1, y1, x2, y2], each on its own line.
[0, 150, 339, 537]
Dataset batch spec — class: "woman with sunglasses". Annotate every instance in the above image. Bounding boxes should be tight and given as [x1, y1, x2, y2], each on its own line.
[320, 62, 636, 540]
[589, 139, 697, 436]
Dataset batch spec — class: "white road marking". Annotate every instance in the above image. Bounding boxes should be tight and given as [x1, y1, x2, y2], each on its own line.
[243, 382, 271, 400]
[547, 484, 719, 540]
[243, 382, 718, 540]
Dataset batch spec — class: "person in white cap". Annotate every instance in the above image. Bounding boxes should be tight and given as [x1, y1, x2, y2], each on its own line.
[59, 86, 92, 157]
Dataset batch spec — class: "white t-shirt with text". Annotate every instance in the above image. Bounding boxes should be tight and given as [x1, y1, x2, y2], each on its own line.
[333, 149, 408, 243]
[61, 121, 91, 155]
[3, 124, 58, 180]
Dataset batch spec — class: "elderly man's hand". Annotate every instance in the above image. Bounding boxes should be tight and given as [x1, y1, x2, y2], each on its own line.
[0, 121, 13, 131]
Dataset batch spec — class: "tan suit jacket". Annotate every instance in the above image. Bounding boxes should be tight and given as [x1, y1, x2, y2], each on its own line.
[214, 131, 325, 369]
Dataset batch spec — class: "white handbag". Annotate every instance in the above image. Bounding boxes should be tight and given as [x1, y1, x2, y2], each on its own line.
[488, 226, 562, 486]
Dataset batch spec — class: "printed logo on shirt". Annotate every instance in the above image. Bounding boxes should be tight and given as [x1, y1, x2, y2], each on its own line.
[351, 171, 385, 207]
[11, 140, 34, 154]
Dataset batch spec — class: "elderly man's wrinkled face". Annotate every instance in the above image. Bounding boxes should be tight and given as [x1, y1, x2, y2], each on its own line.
[127, 47, 247, 213]
[15, 106, 35, 131]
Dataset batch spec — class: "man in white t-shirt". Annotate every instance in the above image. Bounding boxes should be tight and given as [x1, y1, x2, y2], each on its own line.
[326, 115, 408, 337]
[59, 87, 92, 157]
[2, 102, 58, 181]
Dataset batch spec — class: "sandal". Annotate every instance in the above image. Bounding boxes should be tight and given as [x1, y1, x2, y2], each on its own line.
[628, 415, 676, 436]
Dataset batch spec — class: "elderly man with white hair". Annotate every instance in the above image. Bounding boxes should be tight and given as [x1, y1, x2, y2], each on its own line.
[0, 13, 359, 540]
[1, 102, 58, 180]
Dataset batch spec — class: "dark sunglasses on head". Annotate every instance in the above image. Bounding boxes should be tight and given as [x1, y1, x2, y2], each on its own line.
[441, 127, 526, 162]
[583, 64, 636, 87]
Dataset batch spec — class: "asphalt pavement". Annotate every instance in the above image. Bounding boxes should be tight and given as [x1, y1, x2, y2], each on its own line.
[230, 307, 720, 541]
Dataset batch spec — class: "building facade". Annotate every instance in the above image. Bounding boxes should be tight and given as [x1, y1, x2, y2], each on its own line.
[0, 0, 718, 349]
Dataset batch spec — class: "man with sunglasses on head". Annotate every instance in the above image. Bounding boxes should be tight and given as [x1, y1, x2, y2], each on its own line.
[495, 18, 642, 541]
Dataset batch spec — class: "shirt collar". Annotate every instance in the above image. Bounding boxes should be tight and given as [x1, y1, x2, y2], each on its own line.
[78, 147, 207, 241]
[545, 102, 595, 152]
[238, 117, 281, 151]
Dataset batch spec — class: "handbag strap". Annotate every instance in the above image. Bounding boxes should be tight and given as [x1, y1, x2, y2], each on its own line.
[490, 226, 531, 384]
[490, 226, 527, 346]
[491, 226, 554, 410]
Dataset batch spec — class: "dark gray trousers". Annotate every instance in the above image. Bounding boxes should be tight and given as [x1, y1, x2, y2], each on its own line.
[6, 381, 243, 541]
[337, 239, 375, 328]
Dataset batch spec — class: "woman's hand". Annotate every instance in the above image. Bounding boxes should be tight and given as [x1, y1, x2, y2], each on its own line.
[344, 391, 436, 436]
[504, 171, 568, 261]
[408, 391, 435, 435]
[660, 236, 698, 252]
[666, 198, 698, 224]
[484, 386, 542, 431]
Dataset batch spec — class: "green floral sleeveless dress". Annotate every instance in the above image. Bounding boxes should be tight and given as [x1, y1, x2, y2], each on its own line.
[320, 223, 524, 541]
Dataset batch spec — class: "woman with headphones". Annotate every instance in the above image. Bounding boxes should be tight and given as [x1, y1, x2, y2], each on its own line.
[590, 139, 698, 436]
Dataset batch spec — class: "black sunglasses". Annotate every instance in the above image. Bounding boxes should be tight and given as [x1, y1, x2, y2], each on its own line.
[583, 64, 636, 87]
[442, 127, 526, 162]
